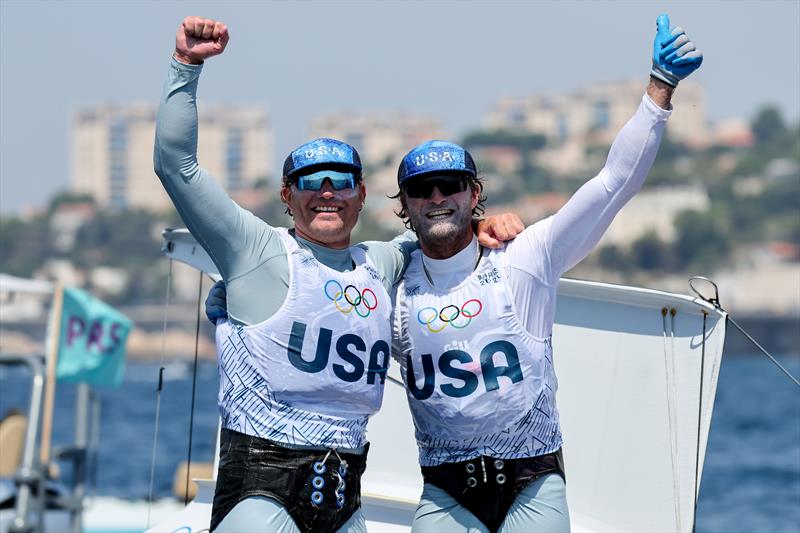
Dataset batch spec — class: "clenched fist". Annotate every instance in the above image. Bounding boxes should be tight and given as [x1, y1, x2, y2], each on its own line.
[174, 16, 229, 65]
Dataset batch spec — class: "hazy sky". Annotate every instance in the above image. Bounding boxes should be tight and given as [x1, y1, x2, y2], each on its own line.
[1, 0, 798, 214]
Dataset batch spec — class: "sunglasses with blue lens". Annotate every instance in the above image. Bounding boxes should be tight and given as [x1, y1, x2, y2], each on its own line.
[403, 175, 469, 199]
[294, 170, 356, 191]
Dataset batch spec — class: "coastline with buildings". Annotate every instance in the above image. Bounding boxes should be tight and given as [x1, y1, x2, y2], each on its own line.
[2, 77, 798, 358]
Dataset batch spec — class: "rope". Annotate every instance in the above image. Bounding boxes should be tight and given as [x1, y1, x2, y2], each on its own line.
[662, 307, 681, 532]
[147, 259, 172, 527]
[184, 270, 204, 505]
[89, 393, 101, 499]
[691, 311, 707, 533]
[727, 316, 800, 388]
[689, 276, 799, 388]
[387, 375, 403, 387]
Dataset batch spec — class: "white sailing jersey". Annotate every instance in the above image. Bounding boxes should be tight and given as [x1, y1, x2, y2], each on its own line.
[215, 229, 392, 449]
[390, 94, 670, 466]
[395, 247, 562, 466]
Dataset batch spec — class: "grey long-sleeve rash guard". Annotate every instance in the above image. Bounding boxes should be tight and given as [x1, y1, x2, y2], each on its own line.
[154, 58, 413, 325]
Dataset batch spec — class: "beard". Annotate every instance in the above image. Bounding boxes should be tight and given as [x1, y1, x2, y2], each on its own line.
[410, 206, 473, 252]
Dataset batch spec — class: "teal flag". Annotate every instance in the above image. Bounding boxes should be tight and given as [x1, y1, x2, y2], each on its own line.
[55, 287, 132, 387]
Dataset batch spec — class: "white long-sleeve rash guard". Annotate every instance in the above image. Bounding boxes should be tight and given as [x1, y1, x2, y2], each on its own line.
[418, 93, 671, 340]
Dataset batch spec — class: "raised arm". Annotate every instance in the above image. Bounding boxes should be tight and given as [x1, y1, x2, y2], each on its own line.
[522, 14, 702, 280]
[154, 16, 276, 279]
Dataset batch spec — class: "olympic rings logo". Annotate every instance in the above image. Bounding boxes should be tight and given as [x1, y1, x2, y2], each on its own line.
[416, 299, 483, 333]
[324, 280, 378, 318]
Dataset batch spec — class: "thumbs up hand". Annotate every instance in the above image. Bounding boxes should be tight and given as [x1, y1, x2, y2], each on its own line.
[651, 14, 703, 87]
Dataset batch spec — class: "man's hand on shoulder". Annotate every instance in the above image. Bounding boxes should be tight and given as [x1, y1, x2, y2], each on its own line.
[477, 213, 525, 248]
[174, 16, 229, 65]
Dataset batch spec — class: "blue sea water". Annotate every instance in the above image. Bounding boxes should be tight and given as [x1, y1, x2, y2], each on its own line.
[694, 354, 800, 533]
[1, 354, 798, 532]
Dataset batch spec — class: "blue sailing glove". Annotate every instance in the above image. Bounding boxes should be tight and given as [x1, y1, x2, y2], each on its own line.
[651, 14, 703, 87]
[205, 280, 228, 323]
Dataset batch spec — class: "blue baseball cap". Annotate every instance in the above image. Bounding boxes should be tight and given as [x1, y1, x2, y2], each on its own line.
[397, 140, 476, 185]
[283, 138, 362, 179]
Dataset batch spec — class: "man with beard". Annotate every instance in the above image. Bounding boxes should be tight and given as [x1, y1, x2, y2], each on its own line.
[159, 16, 520, 533]
[391, 14, 702, 532]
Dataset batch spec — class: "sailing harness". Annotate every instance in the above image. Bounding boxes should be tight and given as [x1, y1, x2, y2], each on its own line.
[420, 449, 565, 532]
[210, 429, 367, 533]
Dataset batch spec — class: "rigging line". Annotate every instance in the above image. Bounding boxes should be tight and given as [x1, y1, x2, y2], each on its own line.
[691, 311, 707, 533]
[689, 276, 799, 388]
[89, 392, 101, 499]
[147, 259, 173, 528]
[387, 375, 403, 387]
[727, 316, 800, 388]
[662, 308, 681, 533]
[184, 270, 204, 505]
[87, 390, 101, 499]
[669, 308, 682, 531]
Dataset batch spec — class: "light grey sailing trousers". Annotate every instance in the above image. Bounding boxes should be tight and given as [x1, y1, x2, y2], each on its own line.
[215, 495, 367, 533]
[411, 472, 570, 532]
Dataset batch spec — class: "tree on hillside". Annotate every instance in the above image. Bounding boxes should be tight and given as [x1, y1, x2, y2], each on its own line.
[49, 191, 95, 211]
[598, 244, 631, 273]
[461, 130, 546, 152]
[631, 231, 672, 271]
[751, 106, 787, 146]
[674, 210, 730, 272]
[0, 215, 50, 276]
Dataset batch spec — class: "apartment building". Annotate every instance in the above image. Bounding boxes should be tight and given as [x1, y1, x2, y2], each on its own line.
[71, 103, 273, 211]
[600, 184, 710, 246]
[484, 79, 707, 175]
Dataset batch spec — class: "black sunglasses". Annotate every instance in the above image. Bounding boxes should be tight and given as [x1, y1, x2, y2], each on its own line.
[404, 176, 469, 199]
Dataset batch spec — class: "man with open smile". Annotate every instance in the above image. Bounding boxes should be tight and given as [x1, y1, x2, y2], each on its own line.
[391, 13, 703, 532]
[282, 170, 365, 249]
[155, 16, 520, 533]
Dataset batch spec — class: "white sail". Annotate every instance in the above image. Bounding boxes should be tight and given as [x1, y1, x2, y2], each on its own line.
[554, 280, 724, 532]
